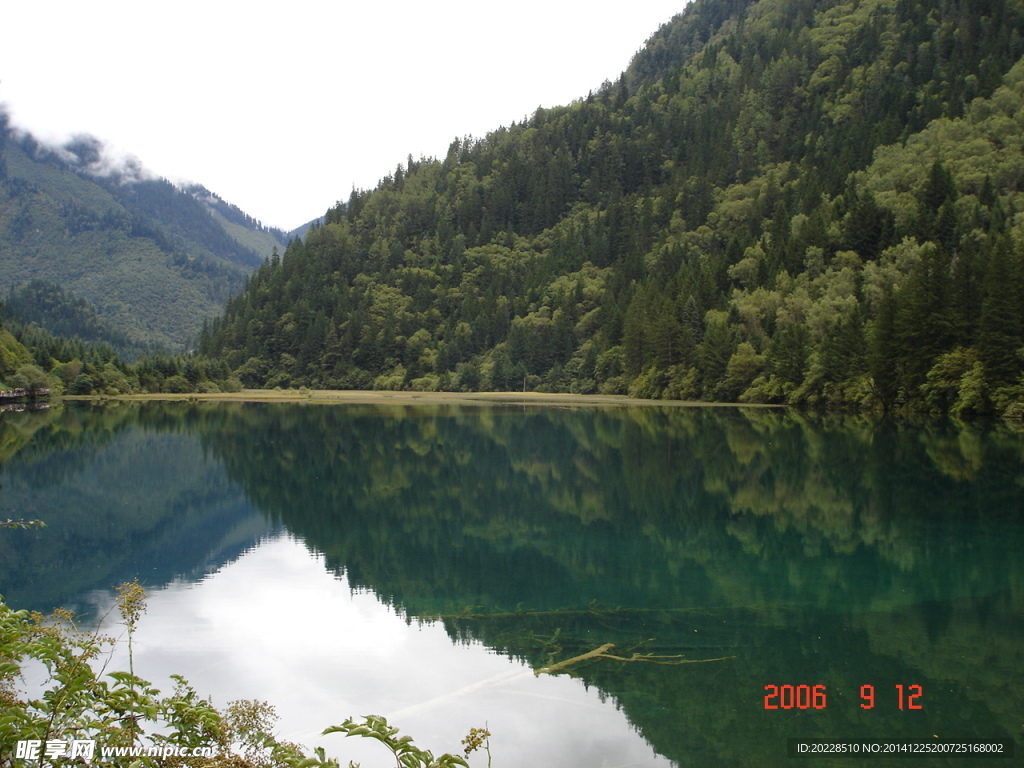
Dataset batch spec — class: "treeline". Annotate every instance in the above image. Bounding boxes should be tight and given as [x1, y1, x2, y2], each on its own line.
[2, 280, 138, 356]
[0, 280, 242, 394]
[0, 316, 239, 396]
[192, 0, 1021, 417]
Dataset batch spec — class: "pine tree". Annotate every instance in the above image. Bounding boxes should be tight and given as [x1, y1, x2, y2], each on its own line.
[869, 285, 901, 409]
[977, 242, 1023, 388]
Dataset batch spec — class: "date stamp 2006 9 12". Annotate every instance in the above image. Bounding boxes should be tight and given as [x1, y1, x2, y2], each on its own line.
[764, 683, 923, 710]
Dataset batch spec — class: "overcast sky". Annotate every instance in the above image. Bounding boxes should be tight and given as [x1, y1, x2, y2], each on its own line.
[0, 1, 688, 232]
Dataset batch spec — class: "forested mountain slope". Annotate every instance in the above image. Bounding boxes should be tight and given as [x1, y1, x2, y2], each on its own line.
[0, 120, 286, 350]
[1, 279, 139, 356]
[201, 0, 1024, 416]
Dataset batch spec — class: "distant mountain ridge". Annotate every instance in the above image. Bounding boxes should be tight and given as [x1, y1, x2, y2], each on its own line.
[0, 117, 288, 350]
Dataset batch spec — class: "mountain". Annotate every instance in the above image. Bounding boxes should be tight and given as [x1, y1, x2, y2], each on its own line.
[201, 0, 1024, 416]
[0, 121, 288, 351]
[286, 216, 324, 244]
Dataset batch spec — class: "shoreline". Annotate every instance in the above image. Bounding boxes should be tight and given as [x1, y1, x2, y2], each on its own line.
[60, 389, 784, 408]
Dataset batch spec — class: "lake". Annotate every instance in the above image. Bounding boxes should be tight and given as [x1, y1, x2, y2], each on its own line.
[1, 401, 1021, 766]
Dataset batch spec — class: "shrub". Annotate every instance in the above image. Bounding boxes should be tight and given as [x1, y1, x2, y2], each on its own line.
[163, 375, 192, 394]
[68, 373, 95, 395]
[0, 588, 482, 768]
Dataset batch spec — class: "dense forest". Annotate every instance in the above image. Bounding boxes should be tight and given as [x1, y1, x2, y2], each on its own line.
[2, 280, 138, 354]
[0, 313, 236, 398]
[196, 0, 1024, 418]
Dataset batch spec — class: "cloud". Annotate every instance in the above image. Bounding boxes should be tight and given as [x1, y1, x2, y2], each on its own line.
[5, 116, 158, 185]
[56, 133, 156, 183]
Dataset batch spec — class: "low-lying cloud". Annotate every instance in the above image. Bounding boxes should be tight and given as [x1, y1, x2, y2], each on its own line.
[45, 132, 156, 184]
[1, 106, 157, 185]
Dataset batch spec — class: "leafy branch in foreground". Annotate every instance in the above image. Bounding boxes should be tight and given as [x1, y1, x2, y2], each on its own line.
[326, 716, 470, 768]
[0, 588, 487, 768]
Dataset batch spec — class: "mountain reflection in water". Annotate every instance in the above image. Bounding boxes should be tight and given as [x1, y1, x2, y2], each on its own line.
[1, 402, 1020, 767]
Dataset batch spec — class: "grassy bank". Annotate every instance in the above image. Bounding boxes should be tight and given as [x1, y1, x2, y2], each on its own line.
[61, 389, 779, 408]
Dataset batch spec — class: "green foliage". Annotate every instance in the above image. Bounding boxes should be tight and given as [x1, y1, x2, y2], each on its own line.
[163, 375, 193, 394]
[1, 281, 138, 358]
[0, 595, 223, 767]
[0, 317, 243, 396]
[0, 589, 486, 768]
[326, 716, 469, 768]
[0, 330, 32, 382]
[13, 364, 50, 391]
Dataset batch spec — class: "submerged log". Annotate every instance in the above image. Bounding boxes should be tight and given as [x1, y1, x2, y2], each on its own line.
[535, 642, 735, 676]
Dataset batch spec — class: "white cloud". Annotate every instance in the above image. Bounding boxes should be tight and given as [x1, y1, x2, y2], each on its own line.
[0, 0, 688, 230]
[81, 534, 671, 766]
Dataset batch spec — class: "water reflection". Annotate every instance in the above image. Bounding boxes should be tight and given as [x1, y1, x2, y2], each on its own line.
[93, 534, 670, 768]
[1, 402, 1021, 766]
[0, 404, 272, 613]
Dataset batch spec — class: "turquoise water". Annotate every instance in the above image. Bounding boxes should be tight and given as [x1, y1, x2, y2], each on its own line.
[1, 402, 1020, 766]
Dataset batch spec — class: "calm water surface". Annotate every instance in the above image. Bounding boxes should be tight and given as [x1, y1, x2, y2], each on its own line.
[0, 402, 1021, 767]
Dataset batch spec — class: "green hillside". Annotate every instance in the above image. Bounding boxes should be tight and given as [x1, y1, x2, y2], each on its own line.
[1, 279, 139, 356]
[198, 0, 1024, 417]
[0, 326, 32, 384]
[0, 122, 286, 351]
